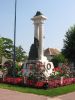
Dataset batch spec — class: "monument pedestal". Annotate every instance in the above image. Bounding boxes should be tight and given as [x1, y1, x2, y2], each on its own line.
[23, 11, 54, 80]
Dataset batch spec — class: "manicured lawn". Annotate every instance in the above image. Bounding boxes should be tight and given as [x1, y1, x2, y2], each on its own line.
[0, 83, 75, 97]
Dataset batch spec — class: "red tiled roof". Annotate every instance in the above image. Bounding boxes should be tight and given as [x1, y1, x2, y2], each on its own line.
[44, 48, 60, 56]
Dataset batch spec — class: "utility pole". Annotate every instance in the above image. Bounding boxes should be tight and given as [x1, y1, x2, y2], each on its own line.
[13, 0, 17, 77]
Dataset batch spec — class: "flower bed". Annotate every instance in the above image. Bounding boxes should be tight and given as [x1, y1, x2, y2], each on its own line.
[3, 77, 23, 85]
[35, 81, 45, 88]
[48, 80, 61, 88]
[48, 77, 75, 88]
[0, 76, 75, 88]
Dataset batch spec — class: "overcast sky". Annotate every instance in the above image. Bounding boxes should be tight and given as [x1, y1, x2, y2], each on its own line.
[0, 0, 75, 54]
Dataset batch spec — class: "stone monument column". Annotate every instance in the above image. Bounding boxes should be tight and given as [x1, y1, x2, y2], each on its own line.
[38, 22, 43, 60]
[31, 11, 47, 60]
[34, 23, 39, 41]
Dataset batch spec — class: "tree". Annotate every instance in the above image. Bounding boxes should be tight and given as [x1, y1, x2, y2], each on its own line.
[15, 45, 27, 62]
[0, 37, 27, 63]
[62, 25, 75, 64]
[0, 38, 3, 63]
[0, 37, 13, 63]
[51, 53, 65, 67]
[2, 37, 13, 58]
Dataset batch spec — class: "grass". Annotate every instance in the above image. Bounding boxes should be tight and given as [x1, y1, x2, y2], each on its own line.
[0, 83, 75, 97]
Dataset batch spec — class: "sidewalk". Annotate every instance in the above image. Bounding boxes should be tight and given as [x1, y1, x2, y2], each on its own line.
[56, 92, 75, 100]
[0, 89, 46, 100]
[47, 92, 75, 100]
[0, 89, 75, 100]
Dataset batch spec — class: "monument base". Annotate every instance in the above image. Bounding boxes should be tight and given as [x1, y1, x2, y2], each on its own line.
[23, 58, 54, 81]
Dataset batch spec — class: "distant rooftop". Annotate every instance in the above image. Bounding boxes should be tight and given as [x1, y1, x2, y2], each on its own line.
[44, 48, 60, 56]
[35, 11, 43, 16]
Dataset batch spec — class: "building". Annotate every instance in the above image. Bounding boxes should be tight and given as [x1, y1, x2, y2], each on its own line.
[44, 48, 60, 61]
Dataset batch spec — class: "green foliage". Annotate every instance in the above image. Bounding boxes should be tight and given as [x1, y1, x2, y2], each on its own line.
[2, 60, 13, 76]
[62, 25, 75, 63]
[61, 64, 71, 78]
[3, 61, 23, 77]
[49, 63, 71, 80]
[0, 37, 27, 63]
[51, 53, 65, 67]
[0, 37, 13, 60]
[0, 38, 3, 63]
[15, 46, 27, 62]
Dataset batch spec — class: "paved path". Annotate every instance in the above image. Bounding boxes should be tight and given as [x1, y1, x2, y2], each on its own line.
[0, 89, 75, 100]
[57, 92, 75, 100]
[0, 89, 47, 100]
